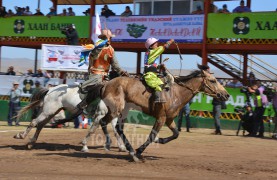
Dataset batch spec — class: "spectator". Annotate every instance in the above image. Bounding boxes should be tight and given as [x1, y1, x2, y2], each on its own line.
[15, 6, 24, 16]
[43, 70, 54, 86]
[24, 6, 32, 15]
[233, 0, 251, 13]
[25, 69, 34, 76]
[192, 5, 204, 14]
[67, 7, 75, 16]
[247, 83, 268, 137]
[59, 8, 67, 16]
[209, 1, 218, 13]
[272, 83, 277, 139]
[33, 8, 44, 16]
[83, 8, 90, 16]
[121, 6, 132, 17]
[62, 24, 79, 45]
[177, 102, 192, 132]
[47, 7, 57, 17]
[7, 81, 22, 126]
[248, 71, 256, 86]
[212, 98, 226, 135]
[6, 66, 16, 75]
[101, 5, 115, 18]
[226, 79, 243, 88]
[0, 6, 7, 17]
[6, 9, 15, 17]
[217, 4, 230, 14]
[33, 69, 44, 77]
[31, 81, 43, 119]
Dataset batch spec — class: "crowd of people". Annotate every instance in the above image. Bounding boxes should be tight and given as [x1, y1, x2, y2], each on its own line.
[0, 0, 256, 19]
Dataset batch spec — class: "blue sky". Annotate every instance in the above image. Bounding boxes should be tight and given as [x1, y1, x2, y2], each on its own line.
[1, 0, 277, 73]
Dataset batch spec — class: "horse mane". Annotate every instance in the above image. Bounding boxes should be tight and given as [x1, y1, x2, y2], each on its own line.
[174, 70, 201, 85]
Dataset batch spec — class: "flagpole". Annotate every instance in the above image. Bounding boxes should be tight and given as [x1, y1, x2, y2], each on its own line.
[89, 0, 96, 44]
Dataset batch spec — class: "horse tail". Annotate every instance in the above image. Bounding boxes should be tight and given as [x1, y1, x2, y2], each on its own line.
[16, 88, 49, 120]
[16, 100, 41, 120]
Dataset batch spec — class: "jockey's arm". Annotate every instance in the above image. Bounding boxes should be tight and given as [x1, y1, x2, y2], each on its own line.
[111, 54, 123, 73]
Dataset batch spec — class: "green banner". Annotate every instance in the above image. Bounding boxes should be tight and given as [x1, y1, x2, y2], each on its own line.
[190, 87, 275, 116]
[0, 16, 90, 38]
[208, 12, 277, 39]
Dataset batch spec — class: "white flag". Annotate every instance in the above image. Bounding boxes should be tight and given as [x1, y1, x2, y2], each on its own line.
[91, 11, 101, 44]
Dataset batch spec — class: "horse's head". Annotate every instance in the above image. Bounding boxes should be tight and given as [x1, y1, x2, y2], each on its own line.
[199, 69, 229, 101]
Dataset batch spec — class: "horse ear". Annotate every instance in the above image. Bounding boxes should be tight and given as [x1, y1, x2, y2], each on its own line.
[198, 64, 210, 71]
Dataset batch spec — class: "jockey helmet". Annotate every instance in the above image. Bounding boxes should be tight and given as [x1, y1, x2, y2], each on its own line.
[145, 37, 159, 49]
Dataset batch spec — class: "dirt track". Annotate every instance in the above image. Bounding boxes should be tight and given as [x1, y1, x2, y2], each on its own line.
[0, 122, 277, 180]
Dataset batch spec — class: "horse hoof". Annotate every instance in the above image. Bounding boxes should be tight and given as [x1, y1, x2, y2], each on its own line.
[26, 143, 34, 150]
[104, 144, 111, 151]
[119, 146, 128, 152]
[14, 132, 24, 139]
[81, 146, 89, 152]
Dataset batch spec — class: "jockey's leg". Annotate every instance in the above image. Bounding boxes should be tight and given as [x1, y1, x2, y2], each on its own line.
[154, 119, 179, 144]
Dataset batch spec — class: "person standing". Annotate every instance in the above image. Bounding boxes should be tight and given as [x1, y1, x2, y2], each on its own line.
[7, 81, 21, 126]
[248, 83, 268, 137]
[271, 83, 277, 139]
[212, 98, 226, 135]
[31, 81, 43, 119]
[62, 24, 79, 45]
[177, 102, 191, 132]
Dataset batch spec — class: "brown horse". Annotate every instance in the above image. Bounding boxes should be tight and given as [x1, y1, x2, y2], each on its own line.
[81, 65, 229, 161]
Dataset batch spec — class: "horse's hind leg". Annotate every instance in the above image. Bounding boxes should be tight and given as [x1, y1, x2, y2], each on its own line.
[26, 119, 50, 149]
[111, 118, 127, 152]
[136, 118, 165, 160]
[100, 119, 112, 151]
[14, 113, 48, 139]
[154, 119, 179, 144]
[116, 118, 139, 162]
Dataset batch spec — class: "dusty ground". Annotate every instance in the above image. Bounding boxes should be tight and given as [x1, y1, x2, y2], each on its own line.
[0, 121, 277, 180]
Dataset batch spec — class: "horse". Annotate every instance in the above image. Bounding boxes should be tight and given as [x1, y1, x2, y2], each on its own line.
[81, 65, 230, 162]
[14, 84, 126, 151]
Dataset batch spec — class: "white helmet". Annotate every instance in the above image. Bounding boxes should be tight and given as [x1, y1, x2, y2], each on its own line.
[145, 37, 159, 49]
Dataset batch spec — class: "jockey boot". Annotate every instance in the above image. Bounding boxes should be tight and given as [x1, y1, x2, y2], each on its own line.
[154, 91, 166, 103]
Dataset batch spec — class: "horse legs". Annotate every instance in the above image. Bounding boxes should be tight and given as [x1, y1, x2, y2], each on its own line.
[115, 118, 139, 162]
[111, 118, 127, 152]
[154, 119, 179, 144]
[136, 119, 165, 159]
[100, 119, 112, 151]
[26, 119, 50, 149]
[13, 113, 48, 140]
[81, 100, 108, 152]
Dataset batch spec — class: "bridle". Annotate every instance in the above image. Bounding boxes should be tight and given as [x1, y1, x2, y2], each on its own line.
[175, 70, 220, 98]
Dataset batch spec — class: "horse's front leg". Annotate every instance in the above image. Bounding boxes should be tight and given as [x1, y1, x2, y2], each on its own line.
[154, 119, 179, 144]
[136, 118, 165, 159]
